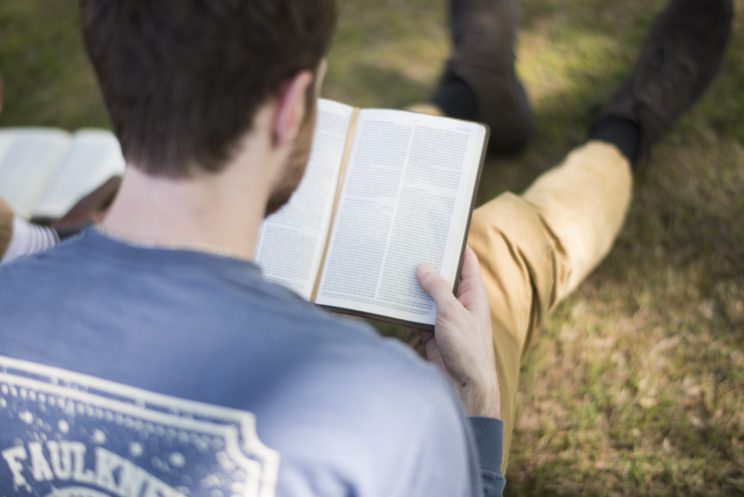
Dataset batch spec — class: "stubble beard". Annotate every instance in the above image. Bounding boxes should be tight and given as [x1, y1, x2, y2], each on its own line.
[264, 96, 318, 217]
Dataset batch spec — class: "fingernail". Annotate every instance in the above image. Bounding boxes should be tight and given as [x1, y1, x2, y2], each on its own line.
[418, 263, 436, 276]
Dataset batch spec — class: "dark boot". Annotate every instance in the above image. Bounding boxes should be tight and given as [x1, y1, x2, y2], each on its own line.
[432, 0, 533, 155]
[593, 0, 734, 167]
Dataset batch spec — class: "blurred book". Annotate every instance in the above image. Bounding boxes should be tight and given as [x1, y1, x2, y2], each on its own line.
[0, 128, 124, 220]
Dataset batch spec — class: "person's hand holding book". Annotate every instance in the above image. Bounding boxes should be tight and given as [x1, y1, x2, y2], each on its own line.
[49, 176, 121, 233]
[417, 247, 502, 419]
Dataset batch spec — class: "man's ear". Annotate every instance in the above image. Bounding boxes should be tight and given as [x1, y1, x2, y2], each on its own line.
[315, 59, 328, 98]
[272, 70, 314, 148]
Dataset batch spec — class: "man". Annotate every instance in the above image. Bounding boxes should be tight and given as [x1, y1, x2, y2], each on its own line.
[0, 2, 731, 497]
[0, 2, 500, 496]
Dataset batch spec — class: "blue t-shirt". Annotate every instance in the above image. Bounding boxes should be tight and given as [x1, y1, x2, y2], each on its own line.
[0, 229, 503, 496]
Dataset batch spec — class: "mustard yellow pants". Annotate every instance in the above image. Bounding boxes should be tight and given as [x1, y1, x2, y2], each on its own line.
[468, 141, 632, 469]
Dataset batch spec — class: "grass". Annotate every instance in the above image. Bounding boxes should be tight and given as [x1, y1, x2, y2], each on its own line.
[1, 1, 742, 495]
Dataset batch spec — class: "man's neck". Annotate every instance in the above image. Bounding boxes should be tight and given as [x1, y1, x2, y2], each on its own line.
[102, 166, 269, 261]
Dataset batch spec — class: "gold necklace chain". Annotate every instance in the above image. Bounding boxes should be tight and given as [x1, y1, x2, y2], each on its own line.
[93, 224, 250, 261]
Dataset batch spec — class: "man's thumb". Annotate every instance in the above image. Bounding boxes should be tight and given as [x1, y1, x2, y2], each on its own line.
[417, 263, 457, 310]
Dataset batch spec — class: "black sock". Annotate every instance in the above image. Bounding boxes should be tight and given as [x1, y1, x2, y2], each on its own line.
[590, 117, 640, 167]
[431, 69, 478, 121]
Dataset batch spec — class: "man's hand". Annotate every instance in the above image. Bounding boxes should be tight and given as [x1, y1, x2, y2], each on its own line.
[48, 177, 121, 234]
[416, 247, 501, 419]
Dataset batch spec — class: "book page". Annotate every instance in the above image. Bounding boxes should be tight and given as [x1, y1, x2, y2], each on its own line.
[0, 132, 16, 164]
[315, 109, 486, 326]
[255, 99, 355, 299]
[0, 128, 71, 219]
[32, 129, 125, 219]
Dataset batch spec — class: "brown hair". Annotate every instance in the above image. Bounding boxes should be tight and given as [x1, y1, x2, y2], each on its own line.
[80, 0, 336, 177]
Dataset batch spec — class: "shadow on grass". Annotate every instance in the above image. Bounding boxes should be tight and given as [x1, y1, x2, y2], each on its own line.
[331, 61, 432, 110]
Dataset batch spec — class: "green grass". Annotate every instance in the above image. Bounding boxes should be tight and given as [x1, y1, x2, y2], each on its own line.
[1, 1, 742, 495]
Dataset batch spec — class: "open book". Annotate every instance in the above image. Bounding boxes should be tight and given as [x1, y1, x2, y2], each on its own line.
[255, 99, 488, 329]
[0, 128, 125, 220]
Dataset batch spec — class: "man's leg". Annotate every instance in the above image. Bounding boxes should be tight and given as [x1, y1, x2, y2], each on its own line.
[467, 141, 632, 469]
[428, 0, 532, 154]
[422, 0, 733, 470]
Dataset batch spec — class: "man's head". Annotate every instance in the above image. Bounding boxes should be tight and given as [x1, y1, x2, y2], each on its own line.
[80, 0, 336, 214]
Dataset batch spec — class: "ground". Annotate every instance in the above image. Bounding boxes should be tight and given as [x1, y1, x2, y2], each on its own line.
[0, 1, 742, 495]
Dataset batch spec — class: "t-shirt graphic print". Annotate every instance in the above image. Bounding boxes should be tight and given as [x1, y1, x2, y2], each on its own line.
[0, 355, 279, 497]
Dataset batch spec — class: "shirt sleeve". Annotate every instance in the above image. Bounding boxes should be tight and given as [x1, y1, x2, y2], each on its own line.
[380, 370, 481, 497]
[469, 417, 506, 496]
